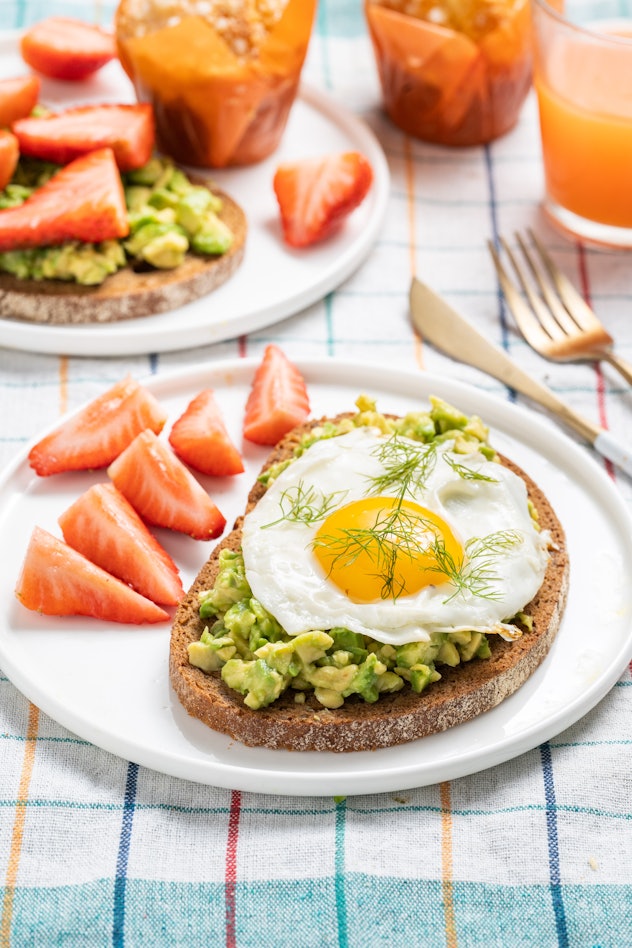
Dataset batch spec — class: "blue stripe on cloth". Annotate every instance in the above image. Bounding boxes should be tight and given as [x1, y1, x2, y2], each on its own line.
[335, 798, 348, 948]
[113, 762, 139, 948]
[540, 742, 570, 948]
[484, 144, 513, 360]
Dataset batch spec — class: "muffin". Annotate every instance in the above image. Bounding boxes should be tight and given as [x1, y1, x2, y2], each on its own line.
[364, 0, 533, 146]
[115, 0, 317, 167]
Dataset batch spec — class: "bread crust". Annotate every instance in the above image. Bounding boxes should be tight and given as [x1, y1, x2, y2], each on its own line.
[0, 187, 246, 325]
[169, 415, 569, 752]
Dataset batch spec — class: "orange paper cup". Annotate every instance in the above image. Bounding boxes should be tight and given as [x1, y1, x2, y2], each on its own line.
[364, 0, 532, 146]
[116, 0, 317, 168]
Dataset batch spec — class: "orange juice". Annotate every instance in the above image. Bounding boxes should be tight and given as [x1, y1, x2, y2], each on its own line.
[536, 27, 632, 228]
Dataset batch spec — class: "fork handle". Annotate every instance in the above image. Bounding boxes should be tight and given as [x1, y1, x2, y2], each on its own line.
[601, 350, 632, 387]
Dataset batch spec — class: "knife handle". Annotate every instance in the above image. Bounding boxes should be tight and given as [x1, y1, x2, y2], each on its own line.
[594, 430, 632, 478]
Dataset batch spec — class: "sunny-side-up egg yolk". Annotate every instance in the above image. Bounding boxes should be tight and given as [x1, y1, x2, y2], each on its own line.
[312, 496, 463, 602]
[240, 427, 551, 645]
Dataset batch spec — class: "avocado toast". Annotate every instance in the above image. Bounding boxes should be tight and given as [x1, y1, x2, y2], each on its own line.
[169, 406, 570, 753]
[0, 155, 247, 324]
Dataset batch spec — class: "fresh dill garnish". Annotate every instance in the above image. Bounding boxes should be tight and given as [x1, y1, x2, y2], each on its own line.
[368, 435, 438, 500]
[431, 530, 524, 602]
[262, 481, 348, 529]
[442, 453, 499, 482]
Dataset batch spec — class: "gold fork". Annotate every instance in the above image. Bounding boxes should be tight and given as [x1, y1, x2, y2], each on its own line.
[488, 230, 632, 385]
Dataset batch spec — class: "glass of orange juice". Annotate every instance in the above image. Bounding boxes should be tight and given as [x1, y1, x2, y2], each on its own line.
[532, 0, 632, 248]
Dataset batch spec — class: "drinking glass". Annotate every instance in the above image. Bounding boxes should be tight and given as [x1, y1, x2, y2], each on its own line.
[532, 0, 632, 247]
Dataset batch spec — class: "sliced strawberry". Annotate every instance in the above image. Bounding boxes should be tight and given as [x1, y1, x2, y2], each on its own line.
[108, 430, 226, 541]
[0, 147, 129, 252]
[0, 75, 40, 127]
[169, 389, 244, 477]
[59, 483, 184, 606]
[20, 17, 116, 81]
[28, 375, 167, 476]
[13, 104, 155, 173]
[243, 345, 310, 445]
[15, 526, 169, 624]
[272, 151, 374, 248]
[0, 130, 19, 191]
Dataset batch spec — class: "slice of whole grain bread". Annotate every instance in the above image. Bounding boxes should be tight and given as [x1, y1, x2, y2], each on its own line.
[0, 189, 246, 325]
[169, 415, 569, 753]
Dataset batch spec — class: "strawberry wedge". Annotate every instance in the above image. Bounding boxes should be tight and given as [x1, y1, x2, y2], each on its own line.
[243, 345, 310, 445]
[273, 151, 373, 248]
[0, 74, 40, 127]
[59, 483, 184, 606]
[15, 526, 169, 624]
[108, 430, 227, 541]
[28, 376, 167, 476]
[0, 130, 19, 191]
[13, 104, 155, 173]
[20, 17, 116, 81]
[0, 147, 129, 252]
[169, 389, 244, 477]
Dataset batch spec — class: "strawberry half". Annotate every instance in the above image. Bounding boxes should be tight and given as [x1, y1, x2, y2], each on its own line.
[0, 147, 129, 252]
[59, 483, 184, 606]
[13, 104, 155, 173]
[108, 430, 227, 541]
[28, 375, 167, 476]
[169, 389, 245, 477]
[243, 345, 310, 446]
[20, 17, 116, 81]
[272, 151, 374, 248]
[0, 74, 40, 127]
[15, 526, 169, 624]
[0, 130, 19, 191]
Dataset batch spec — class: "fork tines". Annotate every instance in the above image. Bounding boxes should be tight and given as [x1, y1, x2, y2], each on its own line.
[488, 229, 613, 356]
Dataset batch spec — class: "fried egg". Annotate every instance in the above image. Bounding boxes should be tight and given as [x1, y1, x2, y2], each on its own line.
[241, 427, 550, 644]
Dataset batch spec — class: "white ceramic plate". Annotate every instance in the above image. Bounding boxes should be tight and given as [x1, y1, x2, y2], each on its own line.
[1, 360, 632, 796]
[0, 32, 389, 356]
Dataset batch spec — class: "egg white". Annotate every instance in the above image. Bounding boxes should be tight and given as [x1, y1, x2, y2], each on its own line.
[241, 427, 550, 645]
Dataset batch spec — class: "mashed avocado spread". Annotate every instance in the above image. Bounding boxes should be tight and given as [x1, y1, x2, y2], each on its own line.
[187, 396, 533, 711]
[0, 156, 234, 285]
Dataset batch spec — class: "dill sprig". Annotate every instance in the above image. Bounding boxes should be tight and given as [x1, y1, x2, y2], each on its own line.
[262, 481, 348, 529]
[368, 435, 438, 500]
[442, 453, 499, 482]
[431, 530, 524, 602]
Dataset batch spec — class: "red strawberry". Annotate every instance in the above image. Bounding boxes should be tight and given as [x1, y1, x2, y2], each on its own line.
[0, 130, 19, 191]
[28, 375, 167, 476]
[108, 430, 226, 541]
[15, 526, 169, 624]
[59, 483, 184, 606]
[13, 104, 155, 173]
[20, 17, 116, 81]
[169, 389, 244, 477]
[272, 151, 373, 248]
[0, 147, 129, 252]
[0, 74, 40, 127]
[243, 345, 310, 445]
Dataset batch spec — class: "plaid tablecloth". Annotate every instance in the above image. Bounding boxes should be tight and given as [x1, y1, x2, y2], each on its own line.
[0, 1, 630, 945]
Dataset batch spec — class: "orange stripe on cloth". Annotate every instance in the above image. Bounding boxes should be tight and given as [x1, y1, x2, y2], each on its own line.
[404, 137, 424, 369]
[59, 357, 69, 416]
[440, 780, 458, 948]
[0, 703, 40, 948]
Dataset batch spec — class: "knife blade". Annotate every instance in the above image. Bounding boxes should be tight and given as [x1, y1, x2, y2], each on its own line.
[409, 277, 632, 478]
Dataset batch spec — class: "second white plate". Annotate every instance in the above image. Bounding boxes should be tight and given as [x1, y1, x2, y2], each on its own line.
[0, 360, 631, 796]
[0, 34, 390, 356]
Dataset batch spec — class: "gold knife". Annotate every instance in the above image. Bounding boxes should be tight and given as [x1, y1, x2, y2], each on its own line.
[409, 277, 632, 478]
